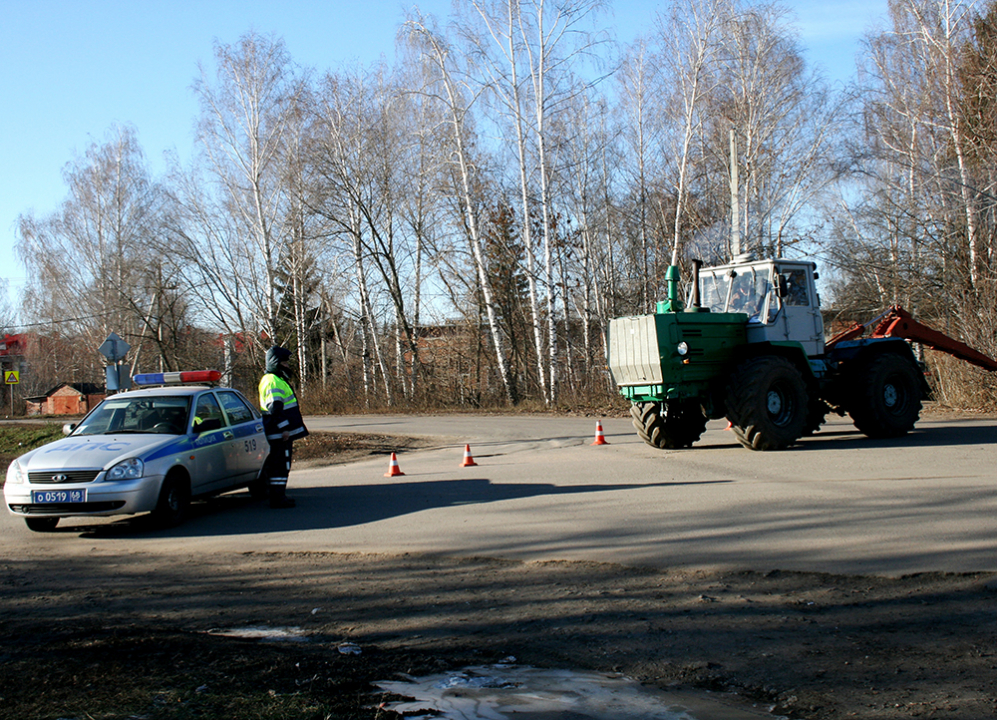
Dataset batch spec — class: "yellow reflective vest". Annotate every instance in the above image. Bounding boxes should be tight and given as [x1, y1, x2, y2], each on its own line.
[258, 373, 309, 441]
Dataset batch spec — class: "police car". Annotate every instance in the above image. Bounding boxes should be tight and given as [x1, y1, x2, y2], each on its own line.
[4, 371, 269, 532]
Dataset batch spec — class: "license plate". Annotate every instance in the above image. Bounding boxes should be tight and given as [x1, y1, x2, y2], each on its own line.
[32, 489, 86, 504]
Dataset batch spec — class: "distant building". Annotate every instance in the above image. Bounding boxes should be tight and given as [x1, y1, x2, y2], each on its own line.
[24, 395, 47, 416]
[0, 333, 30, 357]
[35, 383, 106, 416]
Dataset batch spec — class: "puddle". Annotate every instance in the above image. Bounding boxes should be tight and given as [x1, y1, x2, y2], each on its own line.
[374, 664, 781, 720]
[206, 625, 309, 642]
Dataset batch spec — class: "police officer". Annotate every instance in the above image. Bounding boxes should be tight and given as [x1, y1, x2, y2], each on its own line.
[259, 346, 309, 508]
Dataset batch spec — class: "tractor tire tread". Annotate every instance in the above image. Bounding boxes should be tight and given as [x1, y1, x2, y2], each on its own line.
[726, 356, 808, 451]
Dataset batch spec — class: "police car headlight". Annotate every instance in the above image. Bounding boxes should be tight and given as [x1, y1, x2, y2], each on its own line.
[676, 342, 689, 356]
[107, 458, 144, 481]
[6, 459, 27, 485]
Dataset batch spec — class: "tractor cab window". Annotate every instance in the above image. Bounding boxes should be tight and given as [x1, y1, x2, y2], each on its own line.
[729, 269, 772, 322]
[700, 265, 773, 321]
[778, 268, 811, 306]
[700, 273, 729, 313]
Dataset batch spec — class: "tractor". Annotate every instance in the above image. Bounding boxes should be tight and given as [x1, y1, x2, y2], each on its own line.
[606, 255, 997, 451]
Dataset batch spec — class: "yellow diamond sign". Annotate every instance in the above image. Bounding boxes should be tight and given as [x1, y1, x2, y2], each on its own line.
[4, 370, 18, 384]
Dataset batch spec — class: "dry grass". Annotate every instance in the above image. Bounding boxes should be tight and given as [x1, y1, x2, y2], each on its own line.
[0, 421, 65, 475]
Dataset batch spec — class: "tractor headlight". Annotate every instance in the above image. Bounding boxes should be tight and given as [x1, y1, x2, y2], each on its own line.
[106, 458, 144, 481]
[676, 342, 689, 356]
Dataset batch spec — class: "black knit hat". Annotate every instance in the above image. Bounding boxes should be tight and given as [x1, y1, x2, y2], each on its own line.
[265, 345, 291, 374]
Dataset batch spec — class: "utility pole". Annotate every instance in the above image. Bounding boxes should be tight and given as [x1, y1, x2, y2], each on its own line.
[730, 129, 741, 259]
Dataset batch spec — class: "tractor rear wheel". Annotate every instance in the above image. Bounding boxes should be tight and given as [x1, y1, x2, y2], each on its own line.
[726, 356, 808, 450]
[848, 352, 922, 438]
[631, 400, 708, 449]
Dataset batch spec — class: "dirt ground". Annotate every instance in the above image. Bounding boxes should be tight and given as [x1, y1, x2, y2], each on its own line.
[2, 432, 996, 720]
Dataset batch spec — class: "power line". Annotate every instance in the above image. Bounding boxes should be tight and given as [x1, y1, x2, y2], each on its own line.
[3, 310, 116, 332]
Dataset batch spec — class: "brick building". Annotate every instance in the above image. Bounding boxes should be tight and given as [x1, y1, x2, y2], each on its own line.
[33, 383, 106, 416]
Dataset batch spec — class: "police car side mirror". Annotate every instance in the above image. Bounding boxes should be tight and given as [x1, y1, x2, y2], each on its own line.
[62, 423, 76, 436]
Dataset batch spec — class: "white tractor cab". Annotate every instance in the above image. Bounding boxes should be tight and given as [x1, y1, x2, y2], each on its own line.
[696, 257, 825, 358]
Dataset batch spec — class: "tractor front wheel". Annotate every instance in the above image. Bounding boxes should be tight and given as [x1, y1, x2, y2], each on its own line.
[726, 356, 808, 451]
[848, 352, 922, 438]
[631, 400, 708, 449]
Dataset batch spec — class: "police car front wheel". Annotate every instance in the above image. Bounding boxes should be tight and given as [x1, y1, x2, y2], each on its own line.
[151, 472, 190, 527]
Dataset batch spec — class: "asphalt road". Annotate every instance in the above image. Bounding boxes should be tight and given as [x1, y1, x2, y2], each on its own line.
[3, 412, 996, 576]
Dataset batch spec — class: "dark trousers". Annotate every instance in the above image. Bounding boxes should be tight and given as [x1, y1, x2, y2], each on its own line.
[266, 438, 294, 489]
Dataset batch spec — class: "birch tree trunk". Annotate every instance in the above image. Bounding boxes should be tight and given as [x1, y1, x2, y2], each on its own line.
[660, 0, 723, 266]
[908, 0, 979, 287]
[191, 32, 304, 351]
[407, 21, 517, 403]
[463, 0, 549, 401]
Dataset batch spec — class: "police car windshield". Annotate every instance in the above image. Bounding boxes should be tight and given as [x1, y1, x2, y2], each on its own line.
[75, 396, 192, 436]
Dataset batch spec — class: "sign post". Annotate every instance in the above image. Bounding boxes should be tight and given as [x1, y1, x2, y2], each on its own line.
[98, 333, 132, 393]
[3, 368, 16, 416]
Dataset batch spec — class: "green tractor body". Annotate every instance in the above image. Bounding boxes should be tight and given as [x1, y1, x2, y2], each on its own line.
[608, 311, 747, 405]
[607, 257, 931, 450]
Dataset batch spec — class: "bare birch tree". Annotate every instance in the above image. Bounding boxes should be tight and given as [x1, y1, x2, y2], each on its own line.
[16, 125, 174, 376]
[655, 0, 727, 267]
[190, 31, 306, 352]
[905, 0, 981, 286]
[616, 38, 660, 308]
[308, 70, 393, 404]
[453, 0, 607, 403]
[845, 0, 979, 310]
[457, 0, 549, 401]
[406, 16, 517, 403]
[707, 3, 841, 258]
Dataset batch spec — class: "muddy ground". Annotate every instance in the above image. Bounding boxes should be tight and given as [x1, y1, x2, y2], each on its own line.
[1, 432, 996, 720]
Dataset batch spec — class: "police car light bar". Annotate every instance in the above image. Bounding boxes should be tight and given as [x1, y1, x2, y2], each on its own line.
[132, 370, 222, 386]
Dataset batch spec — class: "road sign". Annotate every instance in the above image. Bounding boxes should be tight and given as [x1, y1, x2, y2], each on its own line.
[4, 370, 18, 384]
[106, 364, 131, 392]
[98, 332, 131, 362]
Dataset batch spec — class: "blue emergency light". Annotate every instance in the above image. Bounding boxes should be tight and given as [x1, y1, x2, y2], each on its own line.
[132, 370, 222, 386]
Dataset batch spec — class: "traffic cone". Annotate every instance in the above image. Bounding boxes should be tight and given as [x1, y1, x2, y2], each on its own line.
[460, 444, 478, 467]
[591, 420, 609, 446]
[384, 452, 405, 477]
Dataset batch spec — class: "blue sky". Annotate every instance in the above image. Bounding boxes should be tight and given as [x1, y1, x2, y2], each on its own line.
[1, 0, 888, 320]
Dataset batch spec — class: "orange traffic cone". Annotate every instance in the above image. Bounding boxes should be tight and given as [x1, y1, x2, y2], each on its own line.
[384, 452, 405, 477]
[591, 420, 609, 446]
[460, 444, 478, 467]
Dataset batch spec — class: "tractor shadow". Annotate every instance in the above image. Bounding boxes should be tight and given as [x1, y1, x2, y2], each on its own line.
[797, 416, 996, 450]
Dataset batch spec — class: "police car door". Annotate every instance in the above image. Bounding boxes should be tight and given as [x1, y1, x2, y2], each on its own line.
[190, 392, 233, 494]
[216, 389, 266, 483]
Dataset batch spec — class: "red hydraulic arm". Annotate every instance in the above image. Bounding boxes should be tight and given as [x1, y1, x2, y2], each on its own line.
[826, 305, 997, 372]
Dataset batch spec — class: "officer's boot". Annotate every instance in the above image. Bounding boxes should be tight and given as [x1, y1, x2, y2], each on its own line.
[268, 481, 296, 509]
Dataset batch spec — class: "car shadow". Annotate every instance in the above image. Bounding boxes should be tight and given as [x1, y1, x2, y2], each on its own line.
[78, 476, 733, 539]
